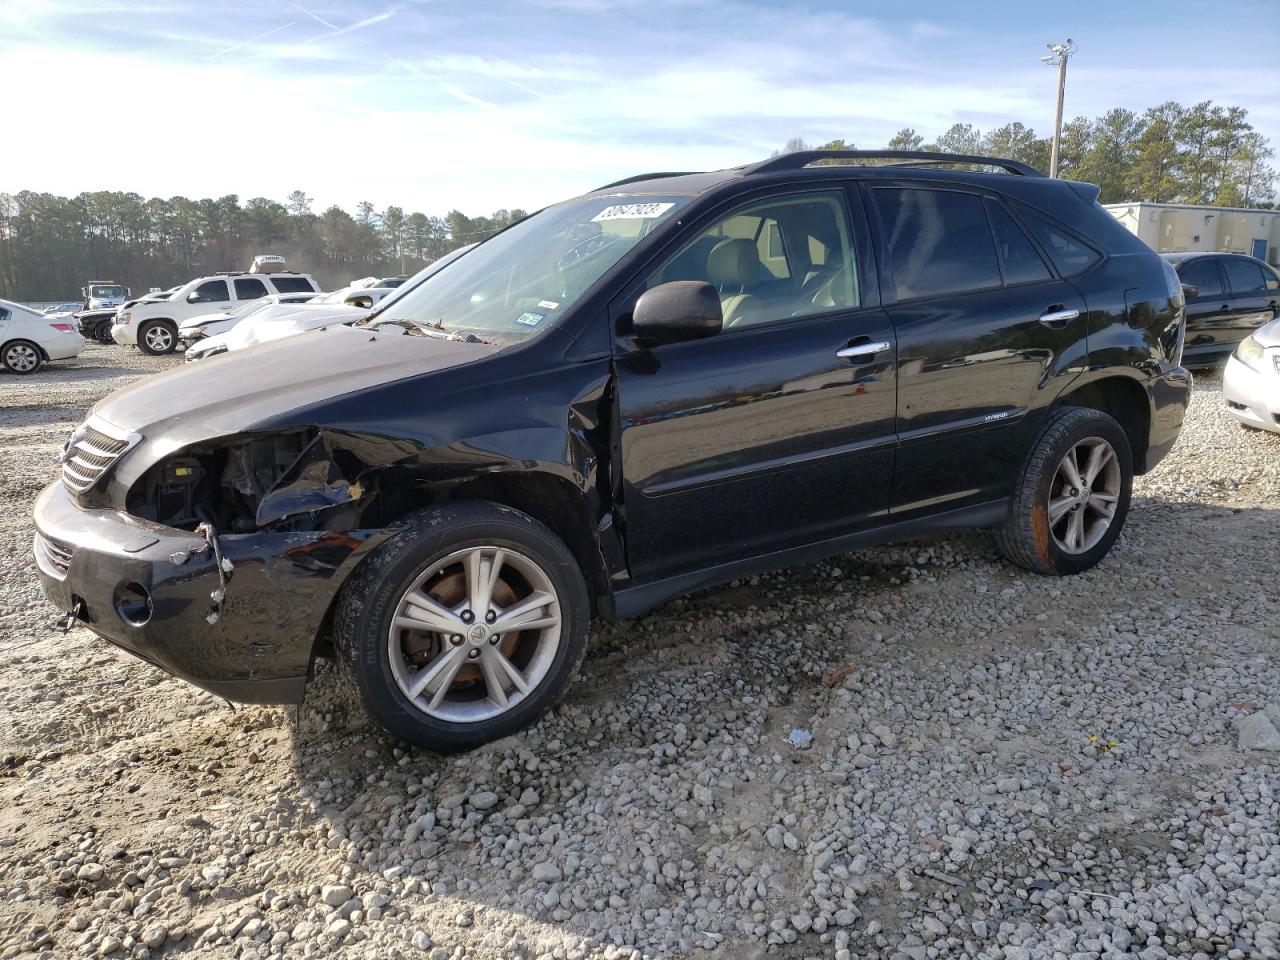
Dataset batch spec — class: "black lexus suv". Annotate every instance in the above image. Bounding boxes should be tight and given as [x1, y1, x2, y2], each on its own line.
[33, 150, 1191, 751]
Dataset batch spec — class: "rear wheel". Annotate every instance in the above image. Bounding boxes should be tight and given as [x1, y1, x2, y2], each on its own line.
[2, 340, 43, 374]
[334, 502, 589, 752]
[995, 407, 1133, 575]
[138, 319, 177, 355]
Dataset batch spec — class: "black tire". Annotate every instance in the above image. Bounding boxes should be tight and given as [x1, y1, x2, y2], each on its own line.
[334, 501, 590, 752]
[95, 321, 115, 345]
[2, 339, 44, 374]
[994, 406, 1133, 576]
[137, 319, 177, 355]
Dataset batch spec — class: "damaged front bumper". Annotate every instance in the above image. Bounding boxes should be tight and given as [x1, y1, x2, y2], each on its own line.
[32, 480, 386, 704]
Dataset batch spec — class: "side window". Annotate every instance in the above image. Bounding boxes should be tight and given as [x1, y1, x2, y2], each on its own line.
[874, 188, 1000, 300]
[650, 190, 858, 329]
[1222, 258, 1267, 297]
[1263, 263, 1280, 291]
[1016, 208, 1102, 275]
[986, 201, 1051, 285]
[270, 276, 317, 293]
[234, 277, 268, 300]
[1177, 259, 1224, 301]
[193, 280, 229, 303]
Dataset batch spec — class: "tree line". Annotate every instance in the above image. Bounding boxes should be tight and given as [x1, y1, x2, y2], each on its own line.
[0, 190, 526, 302]
[789, 100, 1275, 209]
[1, 99, 1273, 301]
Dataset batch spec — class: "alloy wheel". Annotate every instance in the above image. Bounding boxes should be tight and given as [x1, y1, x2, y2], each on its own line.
[387, 546, 562, 723]
[5, 343, 39, 372]
[144, 325, 173, 352]
[1047, 436, 1121, 554]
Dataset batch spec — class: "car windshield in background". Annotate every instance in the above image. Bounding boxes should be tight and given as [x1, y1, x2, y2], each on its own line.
[377, 196, 689, 342]
[315, 289, 355, 304]
[230, 299, 270, 318]
[90, 285, 124, 298]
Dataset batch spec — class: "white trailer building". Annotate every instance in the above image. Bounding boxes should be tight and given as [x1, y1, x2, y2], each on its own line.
[1102, 202, 1279, 266]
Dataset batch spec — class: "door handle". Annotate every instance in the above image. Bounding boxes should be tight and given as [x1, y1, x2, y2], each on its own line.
[836, 340, 891, 362]
[1038, 307, 1080, 329]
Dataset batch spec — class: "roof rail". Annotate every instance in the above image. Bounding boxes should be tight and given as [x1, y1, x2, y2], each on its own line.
[593, 171, 699, 191]
[746, 150, 1045, 178]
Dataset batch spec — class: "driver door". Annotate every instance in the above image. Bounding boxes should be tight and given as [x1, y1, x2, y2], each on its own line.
[612, 186, 898, 581]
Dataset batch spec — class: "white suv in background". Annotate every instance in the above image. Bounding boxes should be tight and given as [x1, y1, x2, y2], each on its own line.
[112, 271, 319, 354]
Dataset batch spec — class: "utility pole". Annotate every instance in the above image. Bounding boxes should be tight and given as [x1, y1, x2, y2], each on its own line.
[1041, 39, 1077, 178]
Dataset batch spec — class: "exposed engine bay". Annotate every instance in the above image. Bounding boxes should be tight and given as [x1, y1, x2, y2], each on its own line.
[124, 428, 420, 534]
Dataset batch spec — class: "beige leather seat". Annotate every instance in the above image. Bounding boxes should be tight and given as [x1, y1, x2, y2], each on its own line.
[707, 238, 769, 328]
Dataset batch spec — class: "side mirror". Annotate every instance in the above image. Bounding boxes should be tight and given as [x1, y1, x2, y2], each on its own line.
[1180, 283, 1198, 300]
[187, 292, 208, 304]
[631, 281, 722, 346]
[346, 295, 374, 309]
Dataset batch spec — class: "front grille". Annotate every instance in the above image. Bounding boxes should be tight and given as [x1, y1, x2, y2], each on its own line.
[62, 422, 134, 493]
[34, 532, 74, 579]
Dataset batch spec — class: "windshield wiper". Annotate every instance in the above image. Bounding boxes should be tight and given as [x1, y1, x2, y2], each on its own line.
[369, 318, 491, 345]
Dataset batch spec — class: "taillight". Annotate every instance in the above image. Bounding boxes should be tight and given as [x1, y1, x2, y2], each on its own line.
[49, 323, 76, 333]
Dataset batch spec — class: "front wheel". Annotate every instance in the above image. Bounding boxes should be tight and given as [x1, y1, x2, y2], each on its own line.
[334, 502, 589, 752]
[2, 340, 43, 374]
[95, 322, 116, 345]
[137, 319, 177, 355]
[995, 406, 1133, 576]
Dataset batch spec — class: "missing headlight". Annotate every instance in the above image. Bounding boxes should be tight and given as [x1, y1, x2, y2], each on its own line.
[127, 429, 381, 533]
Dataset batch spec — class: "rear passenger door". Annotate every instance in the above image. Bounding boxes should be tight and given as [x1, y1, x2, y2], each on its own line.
[869, 185, 1089, 519]
[1221, 256, 1280, 340]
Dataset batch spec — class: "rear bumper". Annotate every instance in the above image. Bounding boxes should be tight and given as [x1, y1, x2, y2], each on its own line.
[1142, 366, 1192, 473]
[31, 481, 385, 704]
[45, 336, 85, 361]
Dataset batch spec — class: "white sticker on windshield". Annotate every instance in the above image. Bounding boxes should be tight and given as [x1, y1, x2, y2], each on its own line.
[591, 202, 675, 222]
[537, 300, 560, 310]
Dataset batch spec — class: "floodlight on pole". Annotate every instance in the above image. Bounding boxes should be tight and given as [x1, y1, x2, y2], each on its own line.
[1043, 38, 1076, 178]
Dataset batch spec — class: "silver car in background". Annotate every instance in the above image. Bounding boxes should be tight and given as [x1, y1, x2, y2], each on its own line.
[1222, 316, 1280, 433]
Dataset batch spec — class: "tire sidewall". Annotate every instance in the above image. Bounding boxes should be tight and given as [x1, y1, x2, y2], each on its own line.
[1033, 412, 1133, 575]
[3, 340, 43, 374]
[138, 320, 176, 355]
[342, 507, 589, 750]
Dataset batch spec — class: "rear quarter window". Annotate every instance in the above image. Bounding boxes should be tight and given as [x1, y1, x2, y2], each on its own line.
[270, 276, 318, 294]
[1016, 207, 1102, 276]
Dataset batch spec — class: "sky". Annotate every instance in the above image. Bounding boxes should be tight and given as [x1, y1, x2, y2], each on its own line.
[2, 0, 1278, 216]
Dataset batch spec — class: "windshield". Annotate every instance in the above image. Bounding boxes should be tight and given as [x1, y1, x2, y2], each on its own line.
[90, 284, 124, 298]
[315, 289, 355, 304]
[376, 196, 688, 342]
[228, 298, 272, 319]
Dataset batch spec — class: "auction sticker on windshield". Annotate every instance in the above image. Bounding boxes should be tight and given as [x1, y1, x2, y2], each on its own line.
[591, 203, 675, 222]
[514, 312, 545, 327]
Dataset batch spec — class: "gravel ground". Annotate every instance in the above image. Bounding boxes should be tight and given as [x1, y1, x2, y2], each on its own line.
[1, 344, 1277, 960]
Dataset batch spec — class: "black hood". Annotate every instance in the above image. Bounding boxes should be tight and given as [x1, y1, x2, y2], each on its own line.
[93, 325, 501, 439]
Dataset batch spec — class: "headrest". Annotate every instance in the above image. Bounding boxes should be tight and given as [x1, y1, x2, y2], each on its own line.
[707, 238, 765, 288]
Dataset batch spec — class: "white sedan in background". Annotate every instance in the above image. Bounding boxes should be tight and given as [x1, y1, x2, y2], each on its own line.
[1223, 317, 1280, 433]
[1, 298, 85, 374]
[177, 291, 321, 345]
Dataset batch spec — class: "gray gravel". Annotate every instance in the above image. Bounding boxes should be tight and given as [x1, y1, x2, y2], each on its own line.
[1, 345, 1277, 960]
